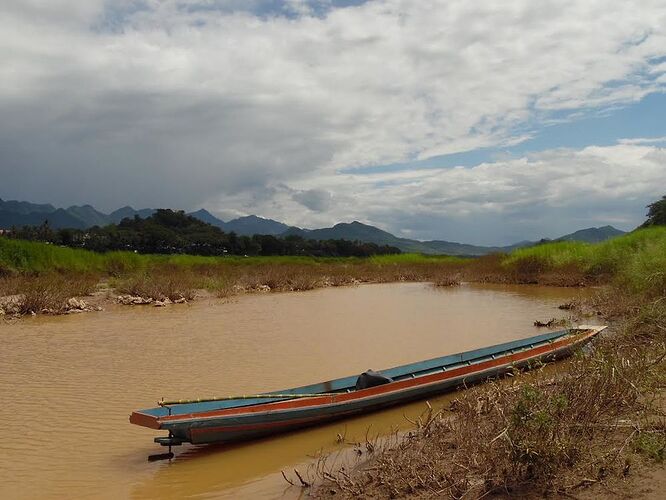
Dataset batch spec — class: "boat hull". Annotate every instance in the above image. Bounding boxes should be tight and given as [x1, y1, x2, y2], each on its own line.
[131, 326, 604, 446]
[182, 350, 561, 444]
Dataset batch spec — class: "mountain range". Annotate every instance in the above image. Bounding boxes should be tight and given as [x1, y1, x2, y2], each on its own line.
[0, 197, 626, 255]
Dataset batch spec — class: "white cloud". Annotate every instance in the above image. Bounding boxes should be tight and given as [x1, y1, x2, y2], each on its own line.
[0, 0, 665, 241]
[619, 136, 666, 145]
[221, 142, 666, 244]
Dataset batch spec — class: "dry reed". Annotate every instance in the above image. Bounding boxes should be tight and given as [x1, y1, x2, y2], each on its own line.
[313, 296, 666, 498]
[115, 267, 198, 302]
[0, 273, 99, 315]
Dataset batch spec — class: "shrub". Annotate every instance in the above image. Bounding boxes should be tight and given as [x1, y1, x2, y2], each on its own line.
[116, 269, 197, 301]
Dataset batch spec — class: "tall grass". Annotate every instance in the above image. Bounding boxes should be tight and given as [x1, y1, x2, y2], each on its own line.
[0, 273, 99, 314]
[505, 227, 666, 292]
[0, 238, 146, 274]
[2, 227, 666, 303]
[116, 269, 198, 302]
[0, 238, 459, 274]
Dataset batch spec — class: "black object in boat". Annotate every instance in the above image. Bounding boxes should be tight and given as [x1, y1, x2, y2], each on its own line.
[355, 369, 393, 390]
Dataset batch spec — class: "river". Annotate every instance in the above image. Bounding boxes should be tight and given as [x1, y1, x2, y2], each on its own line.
[0, 282, 593, 499]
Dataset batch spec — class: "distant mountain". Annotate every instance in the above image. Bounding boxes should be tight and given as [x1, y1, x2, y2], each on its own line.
[285, 221, 397, 244]
[0, 198, 56, 215]
[188, 209, 226, 228]
[223, 215, 292, 236]
[555, 225, 625, 243]
[109, 206, 156, 223]
[0, 208, 88, 230]
[418, 240, 526, 256]
[0, 200, 157, 229]
[187, 211, 290, 235]
[66, 205, 111, 227]
[283, 221, 515, 255]
[0, 196, 628, 254]
[281, 221, 624, 255]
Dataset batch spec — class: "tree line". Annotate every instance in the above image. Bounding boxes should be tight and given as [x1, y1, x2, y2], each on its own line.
[4, 209, 401, 257]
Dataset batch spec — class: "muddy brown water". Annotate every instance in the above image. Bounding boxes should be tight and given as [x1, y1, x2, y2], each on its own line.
[0, 282, 597, 499]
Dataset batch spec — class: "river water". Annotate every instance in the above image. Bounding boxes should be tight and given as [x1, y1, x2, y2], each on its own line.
[0, 282, 593, 499]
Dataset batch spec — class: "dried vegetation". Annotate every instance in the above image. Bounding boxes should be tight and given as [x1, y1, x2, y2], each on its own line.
[0, 273, 99, 316]
[313, 295, 666, 498]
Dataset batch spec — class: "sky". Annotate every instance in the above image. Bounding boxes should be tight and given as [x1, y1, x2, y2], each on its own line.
[1, 0, 666, 245]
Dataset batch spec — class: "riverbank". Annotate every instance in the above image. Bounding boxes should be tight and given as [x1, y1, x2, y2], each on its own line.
[2, 227, 665, 317]
[312, 287, 665, 498]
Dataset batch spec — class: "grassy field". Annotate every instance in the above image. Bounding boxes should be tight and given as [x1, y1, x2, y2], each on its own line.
[0, 237, 466, 274]
[504, 226, 666, 296]
[0, 237, 470, 311]
[1, 226, 665, 310]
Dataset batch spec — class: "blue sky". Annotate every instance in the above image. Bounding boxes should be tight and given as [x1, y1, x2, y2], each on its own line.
[99, 0, 370, 28]
[1, 0, 665, 244]
[345, 92, 666, 175]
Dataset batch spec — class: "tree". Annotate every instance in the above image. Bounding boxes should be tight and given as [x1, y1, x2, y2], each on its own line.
[642, 195, 666, 227]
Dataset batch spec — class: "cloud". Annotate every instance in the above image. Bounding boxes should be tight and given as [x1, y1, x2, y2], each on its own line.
[292, 188, 333, 212]
[0, 0, 665, 242]
[219, 141, 666, 244]
[619, 136, 666, 145]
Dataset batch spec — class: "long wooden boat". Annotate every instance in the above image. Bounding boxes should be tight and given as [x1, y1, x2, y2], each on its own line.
[130, 326, 605, 449]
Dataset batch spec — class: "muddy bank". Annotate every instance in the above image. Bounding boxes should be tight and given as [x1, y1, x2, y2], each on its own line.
[0, 256, 595, 320]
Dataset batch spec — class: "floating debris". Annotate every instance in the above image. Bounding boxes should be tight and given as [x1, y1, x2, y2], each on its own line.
[534, 318, 570, 328]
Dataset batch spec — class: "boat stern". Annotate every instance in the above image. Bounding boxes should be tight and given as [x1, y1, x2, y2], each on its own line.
[129, 410, 162, 430]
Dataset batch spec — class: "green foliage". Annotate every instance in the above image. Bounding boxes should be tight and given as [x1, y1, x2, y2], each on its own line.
[0, 237, 146, 274]
[511, 385, 568, 433]
[0, 237, 413, 276]
[642, 195, 666, 227]
[633, 432, 665, 462]
[3, 226, 665, 295]
[504, 226, 666, 294]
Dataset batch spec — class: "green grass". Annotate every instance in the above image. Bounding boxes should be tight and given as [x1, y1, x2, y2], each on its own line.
[505, 226, 666, 269]
[0, 238, 342, 274]
[0, 238, 129, 274]
[504, 226, 666, 294]
[2, 228, 665, 297]
[0, 237, 468, 275]
[634, 431, 666, 462]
